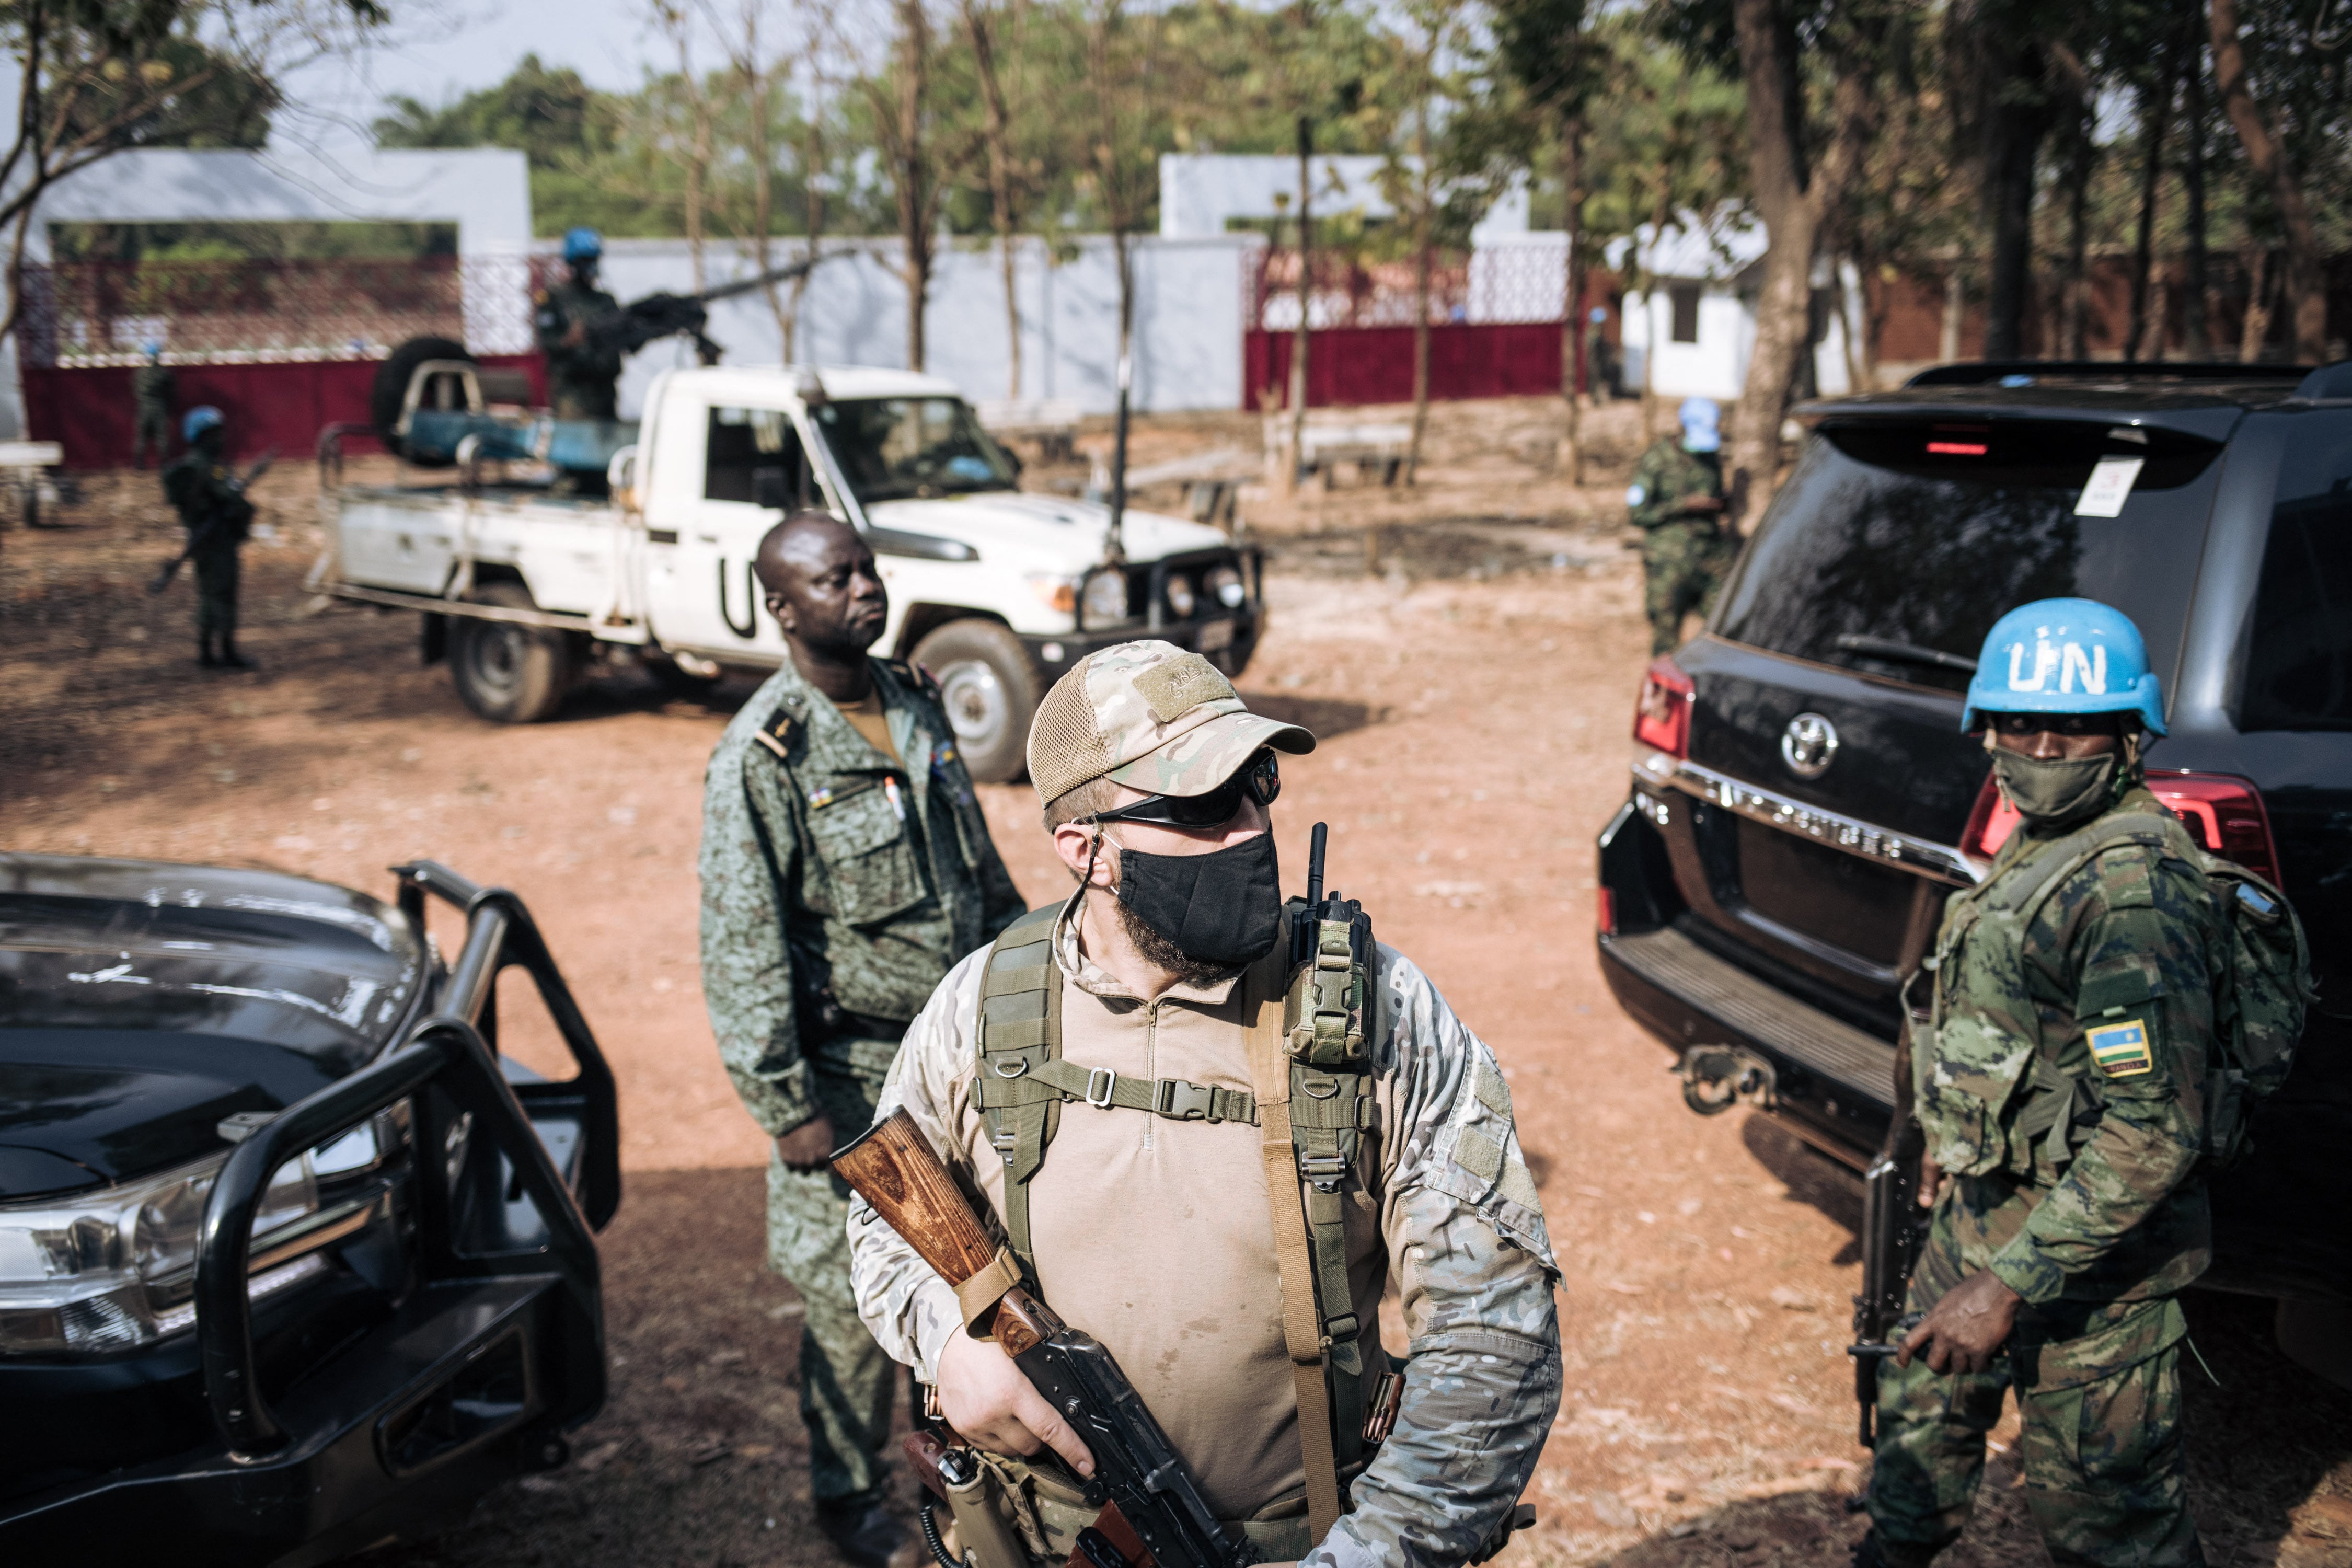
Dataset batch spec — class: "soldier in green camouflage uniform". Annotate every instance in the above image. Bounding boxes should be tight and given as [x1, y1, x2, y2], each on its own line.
[132, 342, 175, 468]
[848, 640, 1561, 1568]
[700, 511, 1026, 1566]
[534, 228, 624, 420]
[1628, 396, 1732, 656]
[1863, 601, 2222, 1568]
[161, 406, 257, 670]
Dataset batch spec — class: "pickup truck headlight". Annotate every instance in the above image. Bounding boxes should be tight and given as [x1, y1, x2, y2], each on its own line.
[1080, 568, 1130, 627]
[1165, 573, 1197, 619]
[1205, 563, 1246, 609]
[0, 1110, 401, 1355]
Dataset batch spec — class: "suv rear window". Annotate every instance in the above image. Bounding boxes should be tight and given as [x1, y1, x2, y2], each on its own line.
[2240, 424, 2352, 731]
[1713, 418, 2227, 694]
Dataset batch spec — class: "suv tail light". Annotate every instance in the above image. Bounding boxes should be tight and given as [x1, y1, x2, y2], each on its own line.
[1633, 657, 1695, 758]
[1958, 767, 2281, 885]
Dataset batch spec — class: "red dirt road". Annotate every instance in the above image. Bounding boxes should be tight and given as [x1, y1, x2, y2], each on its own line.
[4, 464, 2347, 1568]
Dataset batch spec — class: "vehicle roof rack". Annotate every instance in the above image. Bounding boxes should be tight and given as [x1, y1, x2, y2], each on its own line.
[1904, 360, 2312, 388]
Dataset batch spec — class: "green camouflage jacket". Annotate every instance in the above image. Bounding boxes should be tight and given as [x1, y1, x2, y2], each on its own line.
[1627, 437, 1724, 531]
[699, 658, 1026, 1134]
[532, 278, 625, 389]
[1916, 787, 2223, 1306]
[160, 449, 253, 552]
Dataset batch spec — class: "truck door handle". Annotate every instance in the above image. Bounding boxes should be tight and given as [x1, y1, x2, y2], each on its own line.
[648, 529, 679, 545]
[696, 533, 719, 545]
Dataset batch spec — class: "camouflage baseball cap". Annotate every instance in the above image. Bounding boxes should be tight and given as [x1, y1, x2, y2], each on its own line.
[1028, 640, 1314, 806]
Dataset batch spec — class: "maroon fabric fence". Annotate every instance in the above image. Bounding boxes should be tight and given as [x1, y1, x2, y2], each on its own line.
[1242, 323, 1570, 409]
[22, 354, 546, 470]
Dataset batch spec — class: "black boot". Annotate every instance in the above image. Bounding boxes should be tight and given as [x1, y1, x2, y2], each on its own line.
[218, 636, 253, 671]
[814, 1496, 909, 1568]
[198, 633, 220, 668]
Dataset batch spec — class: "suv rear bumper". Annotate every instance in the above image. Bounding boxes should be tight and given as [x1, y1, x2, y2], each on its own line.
[0, 1275, 581, 1567]
[1597, 799, 1895, 1167]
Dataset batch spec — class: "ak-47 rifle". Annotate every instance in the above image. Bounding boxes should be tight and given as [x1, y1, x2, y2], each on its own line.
[582, 252, 838, 366]
[1846, 1001, 1930, 1448]
[148, 451, 274, 595]
[833, 1110, 1252, 1568]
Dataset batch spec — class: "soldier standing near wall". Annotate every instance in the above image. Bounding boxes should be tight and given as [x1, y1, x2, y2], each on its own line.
[699, 511, 1027, 1566]
[160, 407, 256, 670]
[534, 228, 625, 421]
[132, 342, 176, 469]
[1627, 396, 1732, 656]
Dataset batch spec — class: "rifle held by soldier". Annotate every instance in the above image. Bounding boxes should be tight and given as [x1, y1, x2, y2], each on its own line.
[149, 451, 274, 595]
[1847, 1002, 1930, 1447]
[833, 1109, 1253, 1568]
[583, 252, 839, 366]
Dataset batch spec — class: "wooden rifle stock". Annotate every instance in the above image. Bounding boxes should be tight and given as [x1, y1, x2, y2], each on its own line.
[832, 1109, 1003, 1294]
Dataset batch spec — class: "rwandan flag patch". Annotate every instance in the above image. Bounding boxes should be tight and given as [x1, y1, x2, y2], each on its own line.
[2087, 1019, 2154, 1078]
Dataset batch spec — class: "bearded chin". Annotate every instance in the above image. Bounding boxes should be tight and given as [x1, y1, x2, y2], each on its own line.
[1112, 895, 1240, 990]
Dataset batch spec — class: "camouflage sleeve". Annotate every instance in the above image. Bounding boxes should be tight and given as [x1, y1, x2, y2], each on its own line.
[532, 291, 570, 362]
[847, 949, 993, 1378]
[1627, 444, 1667, 529]
[1306, 948, 1562, 1568]
[698, 742, 818, 1135]
[1988, 856, 2213, 1304]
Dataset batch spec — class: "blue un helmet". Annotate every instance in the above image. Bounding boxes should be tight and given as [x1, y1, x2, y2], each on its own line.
[1679, 397, 1721, 454]
[182, 406, 223, 443]
[562, 227, 603, 263]
[1961, 597, 2167, 736]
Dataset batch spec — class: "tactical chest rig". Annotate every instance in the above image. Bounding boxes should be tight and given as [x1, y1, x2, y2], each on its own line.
[972, 824, 1391, 1540]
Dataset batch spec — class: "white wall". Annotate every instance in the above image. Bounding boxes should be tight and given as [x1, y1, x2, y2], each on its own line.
[598, 233, 1252, 419]
[1620, 262, 1863, 405]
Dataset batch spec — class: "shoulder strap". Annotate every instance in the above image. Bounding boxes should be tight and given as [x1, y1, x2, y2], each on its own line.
[1242, 948, 1345, 1543]
[1992, 814, 2175, 930]
[973, 904, 1063, 1266]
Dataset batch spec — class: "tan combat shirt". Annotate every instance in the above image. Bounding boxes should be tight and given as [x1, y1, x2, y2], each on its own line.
[848, 889, 1564, 1567]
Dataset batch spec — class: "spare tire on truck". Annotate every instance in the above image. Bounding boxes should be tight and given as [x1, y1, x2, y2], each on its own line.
[451, 582, 575, 724]
[372, 335, 473, 466]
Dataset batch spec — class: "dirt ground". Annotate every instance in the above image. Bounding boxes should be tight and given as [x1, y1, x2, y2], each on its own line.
[5, 398, 2349, 1568]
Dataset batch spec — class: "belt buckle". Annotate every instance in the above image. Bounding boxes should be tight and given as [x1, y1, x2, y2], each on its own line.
[1085, 1066, 1119, 1109]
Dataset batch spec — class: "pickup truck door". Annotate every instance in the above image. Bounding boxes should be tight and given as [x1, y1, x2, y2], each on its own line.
[641, 400, 826, 660]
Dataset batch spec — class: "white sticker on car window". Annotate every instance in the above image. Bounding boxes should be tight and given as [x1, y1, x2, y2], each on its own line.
[2074, 456, 2145, 518]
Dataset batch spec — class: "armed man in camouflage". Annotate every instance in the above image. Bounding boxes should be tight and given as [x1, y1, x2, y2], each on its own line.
[533, 227, 625, 420]
[1627, 396, 1731, 656]
[699, 510, 1027, 1566]
[161, 406, 257, 670]
[1861, 600, 2231, 1568]
[131, 341, 175, 468]
[847, 639, 1562, 1568]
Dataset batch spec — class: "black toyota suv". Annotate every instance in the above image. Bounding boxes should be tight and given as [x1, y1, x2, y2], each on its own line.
[1596, 362, 2351, 1352]
[0, 855, 621, 1564]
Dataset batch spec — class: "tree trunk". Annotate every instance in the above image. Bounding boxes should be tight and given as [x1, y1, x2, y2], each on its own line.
[2124, 42, 2179, 362]
[1558, 117, 1585, 483]
[2240, 247, 2274, 362]
[1406, 92, 1433, 487]
[963, 0, 1023, 397]
[2211, 0, 2325, 361]
[1282, 114, 1312, 498]
[2061, 114, 2093, 357]
[1941, 264, 1965, 361]
[791, 72, 827, 364]
[1727, 0, 1819, 528]
[2181, 28, 2209, 358]
[1981, 77, 2053, 360]
[896, 0, 933, 371]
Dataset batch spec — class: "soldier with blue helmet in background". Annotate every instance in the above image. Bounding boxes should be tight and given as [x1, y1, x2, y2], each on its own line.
[535, 227, 624, 420]
[160, 406, 257, 670]
[1627, 397, 1731, 655]
[1858, 598, 2310, 1568]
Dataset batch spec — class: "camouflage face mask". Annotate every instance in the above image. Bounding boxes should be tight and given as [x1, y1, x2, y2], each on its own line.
[1990, 747, 2118, 827]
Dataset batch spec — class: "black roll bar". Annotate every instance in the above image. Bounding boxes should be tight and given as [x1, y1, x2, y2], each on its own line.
[193, 862, 620, 1461]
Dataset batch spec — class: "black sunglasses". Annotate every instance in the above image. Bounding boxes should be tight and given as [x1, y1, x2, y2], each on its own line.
[1982, 711, 2127, 738]
[1083, 751, 1282, 829]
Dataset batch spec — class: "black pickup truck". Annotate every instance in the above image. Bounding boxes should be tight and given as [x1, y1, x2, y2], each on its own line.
[1595, 361, 2351, 1375]
[0, 855, 621, 1564]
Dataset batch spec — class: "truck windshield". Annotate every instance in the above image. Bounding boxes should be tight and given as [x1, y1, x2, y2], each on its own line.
[812, 397, 1020, 503]
[1713, 418, 2226, 695]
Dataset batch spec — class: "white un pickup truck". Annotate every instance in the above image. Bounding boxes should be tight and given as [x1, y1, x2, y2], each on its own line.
[315, 364, 1263, 781]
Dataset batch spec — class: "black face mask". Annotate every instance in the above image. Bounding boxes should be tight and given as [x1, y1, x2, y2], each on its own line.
[1113, 831, 1283, 968]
